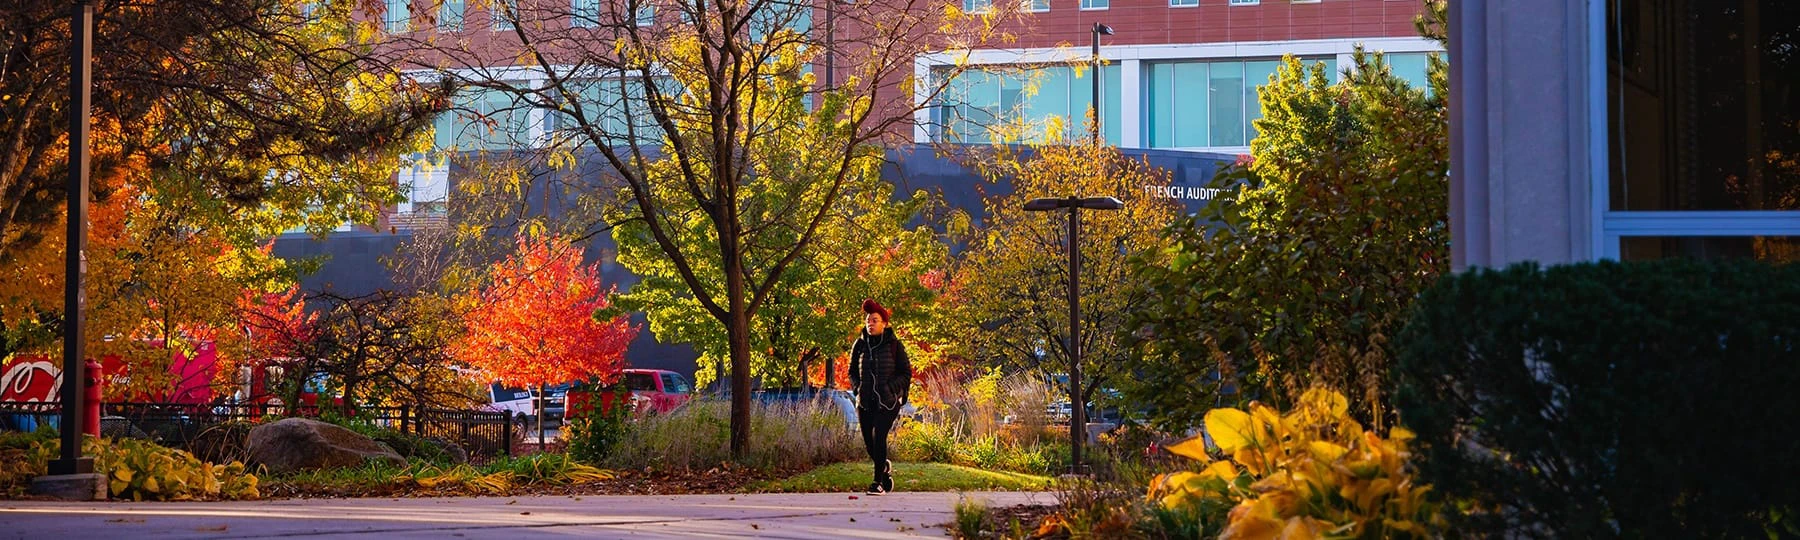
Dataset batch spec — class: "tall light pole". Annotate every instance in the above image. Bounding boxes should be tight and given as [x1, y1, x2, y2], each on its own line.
[820, 0, 836, 391]
[1023, 196, 1123, 475]
[1090, 23, 1112, 146]
[51, 0, 97, 478]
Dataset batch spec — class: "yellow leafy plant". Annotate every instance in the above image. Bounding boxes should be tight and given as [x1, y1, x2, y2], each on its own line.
[1148, 388, 1440, 539]
[23, 436, 259, 501]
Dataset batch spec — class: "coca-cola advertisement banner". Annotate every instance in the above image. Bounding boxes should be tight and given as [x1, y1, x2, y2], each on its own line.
[1, 354, 62, 403]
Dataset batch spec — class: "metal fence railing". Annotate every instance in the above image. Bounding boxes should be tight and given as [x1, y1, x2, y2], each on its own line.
[0, 401, 517, 463]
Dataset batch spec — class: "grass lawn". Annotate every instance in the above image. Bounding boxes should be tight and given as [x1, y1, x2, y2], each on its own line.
[754, 461, 1054, 493]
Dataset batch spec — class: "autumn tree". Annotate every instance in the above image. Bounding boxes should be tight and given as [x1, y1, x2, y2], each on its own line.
[390, 0, 1010, 457]
[0, 183, 299, 401]
[1, 1, 445, 395]
[0, 0, 444, 259]
[948, 142, 1181, 413]
[282, 289, 479, 410]
[612, 173, 950, 391]
[1124, 5, 1450, 431]
[455, 234, 637, 435]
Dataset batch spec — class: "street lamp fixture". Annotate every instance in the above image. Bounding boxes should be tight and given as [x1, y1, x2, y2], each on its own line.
[1090, 23, 1113, 146]
[51, 0, 97, 479]
[1022, 195, 1123, 475]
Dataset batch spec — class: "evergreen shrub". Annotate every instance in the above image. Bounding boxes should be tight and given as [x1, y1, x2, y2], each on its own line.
[1395, 259, 1800, 537]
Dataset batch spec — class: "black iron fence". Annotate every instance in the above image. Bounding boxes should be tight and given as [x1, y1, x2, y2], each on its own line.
[0, 401, 517, 463]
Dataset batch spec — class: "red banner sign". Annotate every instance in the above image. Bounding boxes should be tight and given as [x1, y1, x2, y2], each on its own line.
[0, 355, 62, 403]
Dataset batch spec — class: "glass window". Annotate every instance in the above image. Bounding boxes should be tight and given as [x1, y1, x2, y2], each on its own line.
[933, 65, 1118, 145]
[626, 373, 657, 391]
[662, 373, 692, 393]
[493, 0, 516, 31]
[1026, 67, 1074, 141]
[1170, 0, 1197, 6]
[440, 88, 534, 150]
[1148, 64, 1174, 147]
[554, 78, 666, 149]
[1385, 53, 1431, 92]
[636, 4, 655, 26]
[964, 0, 991, 12]
[1208, 61, 1245, 147]
[441, 0, 464, 31]
[1170, 63, 1209, 147]
[1607, 0, 1800, 212]
[1069, 64, 1121, 144]
[750, 0, 810, 41]
[1027, 0, 1050, 12]
[384, 0, 409, 32]
[1149, 58, 1334, 149]
[572, 0, 599, 27]
[1081, 0, 1107, 9]
[1243, 60, 1280, 142]
[1620, 236, 1800, 263]
[1229, 0, 1258, 4]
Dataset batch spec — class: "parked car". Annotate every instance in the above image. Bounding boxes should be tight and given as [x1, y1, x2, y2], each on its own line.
[487, 382, 567, 426]
[1044, 373, 1126, 424]
[620, 369, 694, 415]
[563, 369, 696, 421]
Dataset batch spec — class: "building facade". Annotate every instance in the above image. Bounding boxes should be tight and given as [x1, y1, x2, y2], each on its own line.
[916, 0, 1437, 153]
[1450, 0, 1800, 268]
[366, 0, 1438, 225]
[294, 0, 1441, 376]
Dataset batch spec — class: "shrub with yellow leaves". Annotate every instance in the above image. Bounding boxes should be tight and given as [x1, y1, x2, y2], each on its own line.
[1148, 388, 1441, 539]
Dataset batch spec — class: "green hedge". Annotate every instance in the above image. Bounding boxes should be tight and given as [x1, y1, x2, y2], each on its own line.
[1394, 259, 1800, 537]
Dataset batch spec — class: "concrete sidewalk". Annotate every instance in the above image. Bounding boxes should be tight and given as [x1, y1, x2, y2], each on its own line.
[0, 491, 1054, 539]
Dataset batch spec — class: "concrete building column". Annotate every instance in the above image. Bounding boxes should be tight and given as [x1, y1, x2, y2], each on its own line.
[1120, 58, 1142, 148]
[1448, 0, 1600, 270]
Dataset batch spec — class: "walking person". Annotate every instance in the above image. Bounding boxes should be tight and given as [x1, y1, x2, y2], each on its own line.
[849, 298, 911, 495]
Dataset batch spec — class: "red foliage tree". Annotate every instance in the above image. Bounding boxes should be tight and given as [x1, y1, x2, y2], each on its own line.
[456, 235, 637, 391]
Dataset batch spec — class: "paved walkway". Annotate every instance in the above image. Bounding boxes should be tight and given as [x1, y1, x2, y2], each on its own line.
[0, 491, 1054, 539]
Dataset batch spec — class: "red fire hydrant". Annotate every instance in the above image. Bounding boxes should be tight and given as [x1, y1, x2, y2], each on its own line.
[83, 359, 102, 437]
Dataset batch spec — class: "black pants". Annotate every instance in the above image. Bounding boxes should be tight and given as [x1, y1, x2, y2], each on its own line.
[859, 405, 900, 486]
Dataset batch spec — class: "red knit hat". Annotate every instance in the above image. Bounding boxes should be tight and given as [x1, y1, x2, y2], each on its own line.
[861, 298, 891, 323]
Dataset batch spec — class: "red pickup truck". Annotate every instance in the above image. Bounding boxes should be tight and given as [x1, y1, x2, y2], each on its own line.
[565, 369, 693, 420]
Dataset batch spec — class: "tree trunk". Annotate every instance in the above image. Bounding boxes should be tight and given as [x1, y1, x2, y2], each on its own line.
[723, 223, 752, 460]
[726, 293, 752, 459]
[537, 382, 547, 450]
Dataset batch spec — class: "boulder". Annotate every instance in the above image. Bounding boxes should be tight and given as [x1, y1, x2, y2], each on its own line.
[245, 418, 406, 474]
[416, 436, 469, 465]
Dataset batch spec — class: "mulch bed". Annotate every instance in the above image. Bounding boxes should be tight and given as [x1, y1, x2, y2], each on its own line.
[978, 503, 1062, 539]
[264, 463, 798, 499]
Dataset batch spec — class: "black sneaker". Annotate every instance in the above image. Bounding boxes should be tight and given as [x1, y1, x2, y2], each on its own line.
[866, 482, 886, 495]
[881, 460, 894, 492]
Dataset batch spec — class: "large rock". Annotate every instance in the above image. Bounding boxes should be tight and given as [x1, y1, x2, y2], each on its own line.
[246, 418, 406, 474]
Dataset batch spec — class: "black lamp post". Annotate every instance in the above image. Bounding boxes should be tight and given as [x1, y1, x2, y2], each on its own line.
[1022, 195, 1123, 475]
[50, 0, 97, 477]
[1090, 22, 1112, 145]
[820, 0, 836, 391]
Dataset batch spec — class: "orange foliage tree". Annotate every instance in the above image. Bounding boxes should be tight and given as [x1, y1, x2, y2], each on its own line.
[455, 235, 637, 408]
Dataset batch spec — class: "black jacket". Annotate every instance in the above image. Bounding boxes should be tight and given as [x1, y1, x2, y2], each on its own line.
[848, 328, 911, 411]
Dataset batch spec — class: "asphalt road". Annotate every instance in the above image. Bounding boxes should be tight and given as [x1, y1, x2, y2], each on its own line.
[0, 491, 1052, 539]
